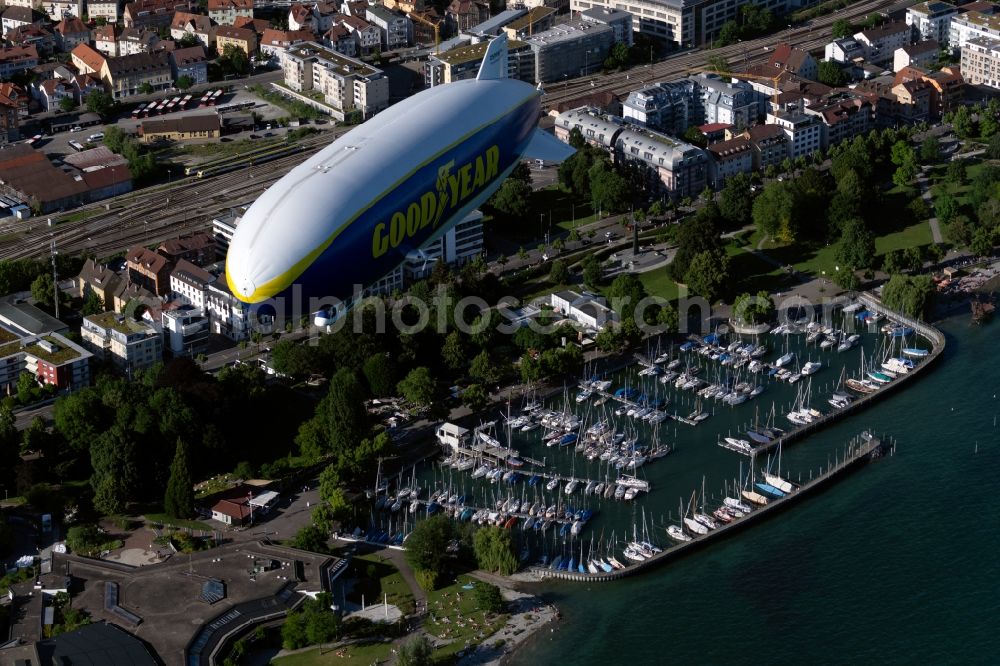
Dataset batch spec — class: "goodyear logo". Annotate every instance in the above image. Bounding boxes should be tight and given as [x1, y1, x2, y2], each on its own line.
[372, 145, 499, 258]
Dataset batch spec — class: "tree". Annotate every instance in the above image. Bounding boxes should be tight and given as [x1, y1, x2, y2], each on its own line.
[549, 258, 569, 285]
[85, 89, 113, 116]
[718, 172, 754, 227]
[836, 218, 876, 270]
[281, 611, 308, 649]
[971, 227, 995, 257]
[30, 272, 60, 310]
[951, 105, 974, 139]
[684, 249, 729, 302]
[946, 215, 973, 247]
[474, 582, 505, 614]
[589, 162, 631, 213]
[581, 254, 602, 289]
[490, 177, 531, 218]
[292, 524, 330, 553]
[935, 192, 959, 225]
[831, 18, 853, 38]
[138, 82, 154, 95]
[461, 384, 489, 412]
[175, 75, 194, 90]
[270, 339, 313, 379]
[440, 331, 467, 373]
[66, 524, 102, 556]
[163, 439, 193, 518]
[987, 133, 1000, 160]
[751, 181, 796, 242]
[404, 514, 453, 588]
[397, 366, 435, 406]
[834, 268, 860, 291]
[604, 41, 630, 68]
[946, 159, 967, 184]
[473, 527, 518, 574]
[0, 406, 18, 486]
[313, 368, 369, 457]
[362, 353, 397, 397]
[893, 159, 918, 187]
[397, 635, 434, 666]
[979, 113, 998, 140]
[81, 290, 105, 316]
[607, 273, 647, 323]
[222, 43, 248, 75]
[919, 135, 940, 163]
[58, 96, 77, 113]
[469, 350, 501, 385]
[978, 199, 1000, 230]
[817, 60, 846, 87]
[733, 291, 774, 324]
[682, 125, 707, 147]
[881, 274, 934, 319]
[715, 20, 741, 46]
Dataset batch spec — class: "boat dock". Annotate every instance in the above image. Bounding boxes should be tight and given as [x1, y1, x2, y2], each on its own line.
[531, 431, 892, 582]
[734, 292, 945, 458]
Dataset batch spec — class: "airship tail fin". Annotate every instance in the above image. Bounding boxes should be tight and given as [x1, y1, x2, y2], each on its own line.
[523, 128, 576, 163]
[477, 34, 508, 81]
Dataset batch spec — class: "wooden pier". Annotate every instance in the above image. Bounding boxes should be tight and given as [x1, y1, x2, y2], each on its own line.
[532, 431, 892, 582]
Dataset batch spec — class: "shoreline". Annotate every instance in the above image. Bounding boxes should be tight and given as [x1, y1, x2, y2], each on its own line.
[452, 575, 559, 666]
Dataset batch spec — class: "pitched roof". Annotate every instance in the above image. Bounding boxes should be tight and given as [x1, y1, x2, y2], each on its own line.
[212, 498, 252, 520]
[233, 16, 271, 33]
[0, 45, 39, 65]
[94, 24, 118, 42]
[746, 124, 786, 144]
[1, 7, 41, 24]
[0, 144, 89, 205]
[261, 27, 316, 46]
[208, 0, 253, 9]
[169, 44, 207, 65]
[159, 232, 214, 257]
[706, 136, 751, 158]
[857, 21, 908, 41]
[127, 246, 171, 273]
[214, 24, 255, 41]
[72, 43, 108, 71]
[767, 42, 813, 73]
[900, 39, 940, 56]
[698, 122, 731, 133]
[171, 11, 212, 32]
[39, 79, 75, 96]
[55, 17, 89, 36]
[106, 51, 170, 76]
[78, 258, 124, 291]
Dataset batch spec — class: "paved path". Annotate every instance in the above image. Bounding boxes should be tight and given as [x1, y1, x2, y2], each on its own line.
[916, 168, 944, 244]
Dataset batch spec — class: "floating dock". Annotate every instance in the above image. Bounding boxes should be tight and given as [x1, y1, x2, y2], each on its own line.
[532, 431, 892, 582]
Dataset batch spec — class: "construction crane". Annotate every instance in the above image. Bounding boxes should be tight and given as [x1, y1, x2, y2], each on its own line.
[410, 11, 441, 55]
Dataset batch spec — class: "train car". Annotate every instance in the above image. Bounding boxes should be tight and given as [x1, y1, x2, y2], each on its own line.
[131, 102, 147, 119]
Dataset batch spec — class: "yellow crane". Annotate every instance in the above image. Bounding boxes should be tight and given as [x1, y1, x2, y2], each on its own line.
[410, 11, 441, 55]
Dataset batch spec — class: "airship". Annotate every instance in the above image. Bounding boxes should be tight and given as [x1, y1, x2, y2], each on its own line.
[225, 35, 574, 318]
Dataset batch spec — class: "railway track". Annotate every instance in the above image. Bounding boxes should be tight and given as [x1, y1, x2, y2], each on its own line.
[541, 0, 905, 110]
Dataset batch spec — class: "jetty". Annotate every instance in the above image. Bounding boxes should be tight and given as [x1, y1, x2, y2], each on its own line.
[532, 431, 892, 582]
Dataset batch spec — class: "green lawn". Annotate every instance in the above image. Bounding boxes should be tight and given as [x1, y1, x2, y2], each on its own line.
[637, 269, 679, 302]
[874, 221, 933, 255]
[347, 554, 415, 615]
[143, 513, 213, 531]
[530, 186, 598, 232]
[271, 641, 393, 666]
[424, 575, 509, 662]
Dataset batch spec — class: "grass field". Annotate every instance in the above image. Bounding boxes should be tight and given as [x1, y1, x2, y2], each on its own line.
[637, 268, 679, 302]
[143, 513, 212, 531]
[874, 221, 934, 254]
[272, 641, 393, 666]
[346, 553, 415, 616]
[424, 575, 509, 662]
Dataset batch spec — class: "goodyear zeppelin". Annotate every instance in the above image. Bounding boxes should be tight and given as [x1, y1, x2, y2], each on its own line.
[371, 145, 499, 259]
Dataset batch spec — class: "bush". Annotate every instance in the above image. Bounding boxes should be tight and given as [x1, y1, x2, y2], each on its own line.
[414, 568, 440, 591]
[474, 582, 505, 614]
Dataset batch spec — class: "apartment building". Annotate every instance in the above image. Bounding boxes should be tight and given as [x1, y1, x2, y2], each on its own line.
[81, 310, 162, 375]
[280, 41, 389, 120]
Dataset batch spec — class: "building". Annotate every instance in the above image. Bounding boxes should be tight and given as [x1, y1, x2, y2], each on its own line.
[825, 36, 867, 64]
[2, 7, 44, 35]
[767, 42, 818, 81]
[402, 209, 484, 281]
[466, 8, 526, 38]
[208, 0, 254, 25]
[104, 51, 172, 99]
[906, 1, 959, 46]
[580, 7, 633, 46]
[81, 310, 162, 375]
[0, 300, 68, 338]
[743, 123, 788, 170]
[126, 245, 173, 295]
[615, 124, 707, 198]
[550, 290, 617, 331]
[337, 15, 381, 55]
[0, 45, 39, 80]
[0, 93, 20, 145]
[261, 28, 317, 62]
[365, 5, 411, 50]
[53, 17, 90, 52]
[88, 0, 123, 22]
[211, 498, 252, 525]
[170, 11, 214, 47]
[43, 0, 84, 20]
[902, 64, 964, 117]
[961, 36, 1000, 86]
[622, 80, 695, 135]
[161, 304, 209, 356]
[0, 143, 90, 212]
[169, 45, 208, 85]
[894, 39, 940, 71]
[705, 135, 753, 185]
[215, 25, 258, 57]
[117, 26, 161, 55]
[554, 106, 622, 150]
[139, 113, 221, 142]
[76, 258, 123, 306]
[0, 331, 91, 393]
[501, 6, 557, 40]
[950, 9, 1000, 53]
[524, 19, 615, 82]
[767, 109, 823, 158]
[854, 22, 911, 66]
[35, 78, 77, 111]
[158, 232, 215, 264]
[446, 0, 490, 33]
[123, 0, 193, 29]
[805, 92, 873, 148]
[94, 24, 118, 57]
[280, 41, 389, 120]
[424, 39, 534, 86]
[691, 72, 758, 129]
[324, 24, 360, 57]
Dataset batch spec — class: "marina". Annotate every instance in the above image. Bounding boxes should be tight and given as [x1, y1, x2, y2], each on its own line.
[359, 294, 944, 577]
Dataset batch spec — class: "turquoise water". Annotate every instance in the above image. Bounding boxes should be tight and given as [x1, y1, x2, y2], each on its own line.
[508, 316, 1000, 664]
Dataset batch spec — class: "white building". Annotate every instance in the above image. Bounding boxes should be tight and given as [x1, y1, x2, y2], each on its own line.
[950, 10, 1000, 54]
[435, 422, 469, 450]
[705, 135, 754, 186]
[81, 311, 162, 375]
[906, 1, 958, 47]
[280, 41, 389, 120]
[403, 209, 484, 281]
[825, 37, 867, 64]
[894, 40, 940, 72]
[550, 290, 617, 331]
[580, 7, 633, 47]
[767, 109, 823, 159]
[161, 305, 210, 357]
[854, 22, 911, 67]
[169, 259, 214, 310]
[961, 37, 1000, 87]
[365, 5, 411, 50]
[693, 72, 758, 129]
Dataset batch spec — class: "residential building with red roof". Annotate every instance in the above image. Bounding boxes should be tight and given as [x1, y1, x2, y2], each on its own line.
[208, 0, 254, 25]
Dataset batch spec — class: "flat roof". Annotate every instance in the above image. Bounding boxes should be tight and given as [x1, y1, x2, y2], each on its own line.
[435, 38, 530, 65]
[40, 620, 159, 666]
[0, 299, 67, 336]
[27, 335, 83, 365]
[286, 40, 382, 78]
[505, 6, 556, 33]
[85, 310, 157, 335]
[249, 490, 279, 506]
